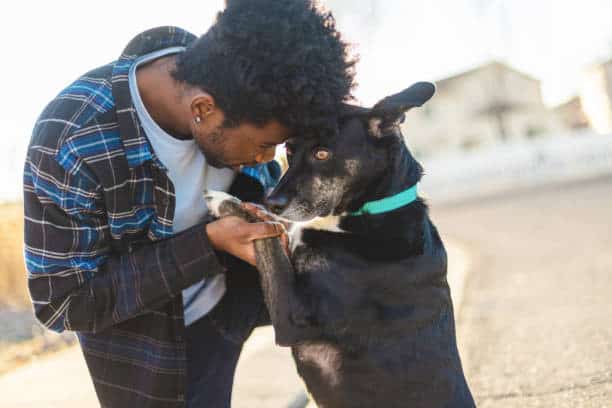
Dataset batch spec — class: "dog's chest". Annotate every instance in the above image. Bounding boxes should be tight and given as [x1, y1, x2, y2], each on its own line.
[289, 226, 349, 278]
[289, 227, 384, 330]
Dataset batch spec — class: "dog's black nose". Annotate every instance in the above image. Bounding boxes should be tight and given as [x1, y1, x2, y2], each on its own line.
[265, 194, 289, 215]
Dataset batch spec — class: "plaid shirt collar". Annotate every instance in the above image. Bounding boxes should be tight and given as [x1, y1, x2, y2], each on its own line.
[111, 26, 195, 169]
[110, 26, 280, 191]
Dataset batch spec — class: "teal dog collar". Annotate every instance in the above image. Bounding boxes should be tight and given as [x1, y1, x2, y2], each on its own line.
[349, 185, 418, 216]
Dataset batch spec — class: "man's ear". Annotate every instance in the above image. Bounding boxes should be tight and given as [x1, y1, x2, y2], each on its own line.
[368, 82, 436, 138]
[190, 91, 217, 120]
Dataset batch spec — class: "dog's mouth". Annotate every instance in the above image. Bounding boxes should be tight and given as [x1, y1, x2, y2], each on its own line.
[268, 198, 335, 223]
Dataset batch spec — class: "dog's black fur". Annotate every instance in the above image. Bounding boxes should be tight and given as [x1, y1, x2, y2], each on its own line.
[207, 83, 474, 407]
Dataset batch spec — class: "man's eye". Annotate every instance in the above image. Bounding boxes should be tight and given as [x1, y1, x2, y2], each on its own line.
[313, 148, 330, 161]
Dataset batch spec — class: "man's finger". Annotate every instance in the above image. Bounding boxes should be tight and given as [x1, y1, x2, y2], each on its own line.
[241, 203, 269, 222]
[247, 221, 284, 240]
[243, 202, 275, 222]
[243, 202, 267, 213]
[242, 202, 292, 231]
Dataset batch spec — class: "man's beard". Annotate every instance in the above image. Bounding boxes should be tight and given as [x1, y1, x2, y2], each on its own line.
[201, 149, 226, 169]
[196, 125, 229, 169]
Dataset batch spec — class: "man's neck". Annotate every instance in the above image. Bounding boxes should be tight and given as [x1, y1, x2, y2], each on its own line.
[136, 55, 192, 140]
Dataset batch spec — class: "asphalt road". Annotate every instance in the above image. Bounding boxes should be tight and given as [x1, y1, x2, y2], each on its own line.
[431, 175, 612, 407]
[2, 175, 610, 407]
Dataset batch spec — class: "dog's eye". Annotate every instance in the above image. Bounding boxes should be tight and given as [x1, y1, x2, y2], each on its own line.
[314, 148, 330, 161]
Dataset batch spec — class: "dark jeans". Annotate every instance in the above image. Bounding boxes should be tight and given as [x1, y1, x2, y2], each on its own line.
[185, 314, 244, 407]
[185, 256, 271, 407]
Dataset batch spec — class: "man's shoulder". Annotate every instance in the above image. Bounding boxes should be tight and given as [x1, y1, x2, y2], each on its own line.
[30, 62, 122, 159]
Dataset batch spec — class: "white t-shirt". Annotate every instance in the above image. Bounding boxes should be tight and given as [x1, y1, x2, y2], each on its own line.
[128, 47, 236, 326]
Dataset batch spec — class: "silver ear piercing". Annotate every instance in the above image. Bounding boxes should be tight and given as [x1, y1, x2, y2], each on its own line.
[194, 116, 202, 124]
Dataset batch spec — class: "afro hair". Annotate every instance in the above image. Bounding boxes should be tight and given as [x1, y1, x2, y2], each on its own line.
[172, 0, 357, 135]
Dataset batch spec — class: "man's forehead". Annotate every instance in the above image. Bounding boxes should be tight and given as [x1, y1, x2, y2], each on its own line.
[242, 120, 289, 144]
[260, 120, 291, 142]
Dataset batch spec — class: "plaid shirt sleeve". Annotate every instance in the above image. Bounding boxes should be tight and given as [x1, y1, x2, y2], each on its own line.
[23, 130, 225, 334]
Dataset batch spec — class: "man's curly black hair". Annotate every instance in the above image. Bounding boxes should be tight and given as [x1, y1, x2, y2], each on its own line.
[172, 0, 356, 134]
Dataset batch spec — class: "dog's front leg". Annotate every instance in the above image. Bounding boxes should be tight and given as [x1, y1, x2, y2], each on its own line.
[205, 191, 318, 346]
[252, 236, 305, 345]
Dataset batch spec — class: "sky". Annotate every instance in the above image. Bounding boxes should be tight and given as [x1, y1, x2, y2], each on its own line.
[1, 0, 611, 200]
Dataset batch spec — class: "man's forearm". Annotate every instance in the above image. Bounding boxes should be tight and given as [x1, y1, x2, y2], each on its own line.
[29, 223, 225, 334]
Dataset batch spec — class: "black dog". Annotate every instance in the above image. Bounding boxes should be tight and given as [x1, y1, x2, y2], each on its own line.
[206, 83, 475, 407]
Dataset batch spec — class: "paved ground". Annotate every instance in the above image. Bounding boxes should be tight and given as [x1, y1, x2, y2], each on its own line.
[0, 325, 305, 408]
[431, 175, 612, 407]
[3, 175, 610, 407]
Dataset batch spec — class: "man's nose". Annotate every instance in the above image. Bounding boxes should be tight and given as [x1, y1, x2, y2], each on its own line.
[255, 147, 276, 164]
[265, 193, 289, 215]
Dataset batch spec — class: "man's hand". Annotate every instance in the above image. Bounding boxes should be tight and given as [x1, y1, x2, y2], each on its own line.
[241, 202, 291, 257]
[206, 216, 285, 266]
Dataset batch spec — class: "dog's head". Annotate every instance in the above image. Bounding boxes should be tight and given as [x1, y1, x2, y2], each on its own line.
[266, 82, 435, 221]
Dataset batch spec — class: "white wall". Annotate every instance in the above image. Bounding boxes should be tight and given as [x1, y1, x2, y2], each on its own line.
[421, 132, 612, 204]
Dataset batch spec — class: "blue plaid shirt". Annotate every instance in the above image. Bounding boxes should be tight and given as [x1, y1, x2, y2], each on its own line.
[23, 26, 279, 407]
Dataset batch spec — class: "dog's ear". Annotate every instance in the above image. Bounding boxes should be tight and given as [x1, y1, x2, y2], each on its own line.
[368, 82, 435, 138]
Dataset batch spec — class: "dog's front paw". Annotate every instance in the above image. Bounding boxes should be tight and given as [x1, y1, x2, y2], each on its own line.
[204, 190, 241, 218]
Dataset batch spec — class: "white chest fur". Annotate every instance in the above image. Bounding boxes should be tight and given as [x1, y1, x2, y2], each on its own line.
[288, 215, 345, 252]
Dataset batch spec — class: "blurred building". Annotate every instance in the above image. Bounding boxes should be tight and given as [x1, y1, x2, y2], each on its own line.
[580, 58, 612, 134]
[552, 96, 590, 131]
[402, 61, 562, 157]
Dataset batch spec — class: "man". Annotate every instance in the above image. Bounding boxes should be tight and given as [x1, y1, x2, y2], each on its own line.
[23, 0, 355, 406]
